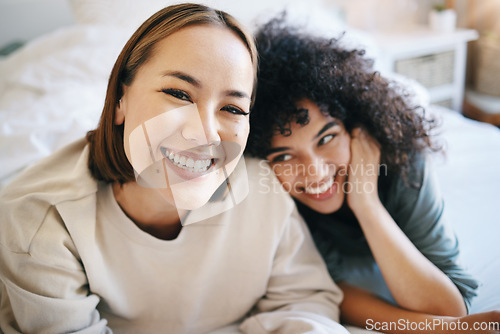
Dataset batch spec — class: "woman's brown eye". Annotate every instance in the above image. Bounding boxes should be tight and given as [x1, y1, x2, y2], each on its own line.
[222, 105, 249, 116]
[162, 89, 192, 102]
[271, 154, 292, 163]
[318, 134, 335, 146]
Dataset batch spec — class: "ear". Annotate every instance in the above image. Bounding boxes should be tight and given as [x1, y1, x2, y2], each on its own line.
[115, 100, 125, 125]
[115, 85, 128, 125]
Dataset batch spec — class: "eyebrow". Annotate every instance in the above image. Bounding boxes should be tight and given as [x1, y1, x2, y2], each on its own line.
[224, 90, 251, 100]
[163, 71, 250, 100]
[266, 121, 340, 156]
[266, 146, 290, 155]
[163, 71, 201, 87]
[314, 121, 338, 139]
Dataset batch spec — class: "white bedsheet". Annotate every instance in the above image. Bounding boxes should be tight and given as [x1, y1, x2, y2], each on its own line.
[0, 24, 132, 185]
[0, 21, 498, 320]
[431, 106, 500, 313]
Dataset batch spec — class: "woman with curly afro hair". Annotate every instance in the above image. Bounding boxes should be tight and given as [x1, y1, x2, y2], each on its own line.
[244, 16, 497, 332]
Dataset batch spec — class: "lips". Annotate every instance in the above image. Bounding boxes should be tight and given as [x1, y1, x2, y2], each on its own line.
[302, 174, 338, 200]
[134, 141, 243, 188]
[135, 146, 219, 188]
[160, 147, 214, 173]
[305, 177, 335, 195]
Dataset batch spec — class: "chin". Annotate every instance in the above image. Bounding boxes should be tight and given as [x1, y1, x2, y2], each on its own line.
[166, 175, 227, 211]
[311, 202, 342, 215]
[297, 194, 345, 215]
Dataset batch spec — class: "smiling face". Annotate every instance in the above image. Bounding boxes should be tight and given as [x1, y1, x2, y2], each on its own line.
[266, 99, 351, 214]
[115, 24, 254, 210]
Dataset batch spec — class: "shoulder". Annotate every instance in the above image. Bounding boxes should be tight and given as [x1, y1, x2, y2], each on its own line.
[384, 153, 444, 229]
[228, 156, 296, 222]
[0, 138, 98, 253]
[381, 153, 429, 214]
[244, 156, 294, 205]
[384, 153, 429, 199]
[397, 154, 438, 196]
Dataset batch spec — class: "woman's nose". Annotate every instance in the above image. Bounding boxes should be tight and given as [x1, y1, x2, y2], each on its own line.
[181, 104, 220, 146]
[302, 155, 329, 180]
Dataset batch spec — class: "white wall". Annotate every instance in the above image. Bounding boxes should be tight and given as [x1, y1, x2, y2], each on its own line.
[0, 0, 74, 46]
[0, 0, 342, 47]
[0, 0, 476, 49]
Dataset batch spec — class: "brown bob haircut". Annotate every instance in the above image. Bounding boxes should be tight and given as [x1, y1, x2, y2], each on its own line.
[87, 3, 257, 184]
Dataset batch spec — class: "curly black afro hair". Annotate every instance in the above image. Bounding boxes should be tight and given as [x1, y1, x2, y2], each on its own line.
[245, 16, 439, 182]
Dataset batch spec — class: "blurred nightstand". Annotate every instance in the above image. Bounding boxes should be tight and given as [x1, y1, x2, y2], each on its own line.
[369, 26, 478, 112]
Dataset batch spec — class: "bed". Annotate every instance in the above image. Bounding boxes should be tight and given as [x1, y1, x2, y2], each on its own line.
[0, 0, 499, 329]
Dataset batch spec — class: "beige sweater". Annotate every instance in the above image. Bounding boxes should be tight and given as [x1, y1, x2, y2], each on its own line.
[0, 138, 346, 334]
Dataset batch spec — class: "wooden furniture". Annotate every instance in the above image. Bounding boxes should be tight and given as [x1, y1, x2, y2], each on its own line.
[463, 90, 500, 126]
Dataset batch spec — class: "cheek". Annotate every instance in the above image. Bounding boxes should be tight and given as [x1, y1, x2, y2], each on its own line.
[126, 105, 196, 158]
[343, 136, 352, 162]
[271, 166, 296, 193]
[237, 121, 250, 141]
[339, 140, 351, 164]
[220, 119, 249, 151]
[331, 135, 352, 165]
[276, 172, 288, 187]
[122, 125, 133, 164]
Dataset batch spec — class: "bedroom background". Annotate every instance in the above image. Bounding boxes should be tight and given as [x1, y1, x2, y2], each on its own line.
[0, 0, 499, 323]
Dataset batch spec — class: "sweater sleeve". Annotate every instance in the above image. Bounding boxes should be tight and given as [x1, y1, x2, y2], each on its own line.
[391, 156, 478, 312]
[0, 206, 110, 334]
[239, 207, 348, 334]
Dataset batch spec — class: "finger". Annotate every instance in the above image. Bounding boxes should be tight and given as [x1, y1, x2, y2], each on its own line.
[358, 129, 380, 151]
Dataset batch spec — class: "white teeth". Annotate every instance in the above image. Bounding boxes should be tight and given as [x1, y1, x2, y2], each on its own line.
[162, 148, 212, 173]
[305, 177, 335, 195]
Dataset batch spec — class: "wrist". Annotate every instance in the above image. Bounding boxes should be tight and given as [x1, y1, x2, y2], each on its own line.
[348, 192, 382, 213]
[349, 195, 388, 229]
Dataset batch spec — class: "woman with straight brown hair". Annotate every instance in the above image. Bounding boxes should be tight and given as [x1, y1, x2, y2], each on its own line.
[0, 4, 347, 333]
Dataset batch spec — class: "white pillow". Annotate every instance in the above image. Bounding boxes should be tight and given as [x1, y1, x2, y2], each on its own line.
[385, 72, 431, 109]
